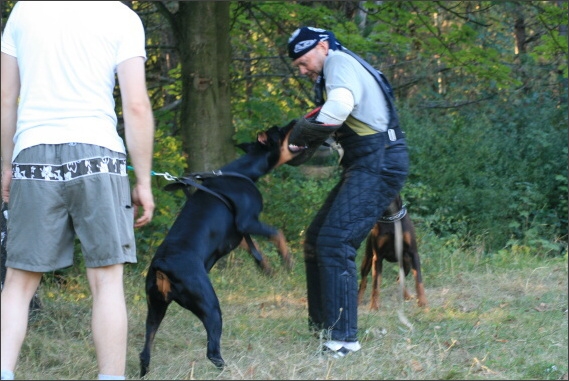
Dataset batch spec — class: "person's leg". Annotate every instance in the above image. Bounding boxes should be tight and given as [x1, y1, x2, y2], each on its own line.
[2, 145, 76, 380]
[86, 265, 128, 379]
[315, 171, 381, 343]
[304, 182, 342, 333]
[67, 144, 135, 380]
[1, 268, 43, 377]
[316, 134, 402, 345]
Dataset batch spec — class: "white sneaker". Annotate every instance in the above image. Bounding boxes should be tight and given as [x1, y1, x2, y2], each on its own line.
[323, 340, 361, 358]
[342, 341, 361, 352]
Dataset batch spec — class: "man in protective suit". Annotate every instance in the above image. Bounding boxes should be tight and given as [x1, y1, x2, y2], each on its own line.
[286, 26, 409, 357]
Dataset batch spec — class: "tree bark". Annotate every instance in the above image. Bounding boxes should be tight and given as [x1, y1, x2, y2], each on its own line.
[174, 1, 233, 172]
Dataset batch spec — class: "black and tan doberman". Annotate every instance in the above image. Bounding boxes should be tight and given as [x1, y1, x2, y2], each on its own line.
[357, 194, 427, 310]
[139, 122, 299, 377]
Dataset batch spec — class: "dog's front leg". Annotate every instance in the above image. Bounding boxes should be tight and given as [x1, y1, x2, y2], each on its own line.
[412, 268, 427, 307]
[269, 230, 293, 271]
[408, 234, 427, 308]
[358, 235, 374, 306]
[241, 221, 293, 272]
[370, 254, 383, 311]
[239, 237, 274, 276]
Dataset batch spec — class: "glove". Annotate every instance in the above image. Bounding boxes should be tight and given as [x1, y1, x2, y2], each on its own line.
[287, 107, 342, 166]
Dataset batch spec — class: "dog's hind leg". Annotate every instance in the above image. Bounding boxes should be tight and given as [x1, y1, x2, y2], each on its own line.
[176, 271, 225, 370]
[140, 270, 172, 378]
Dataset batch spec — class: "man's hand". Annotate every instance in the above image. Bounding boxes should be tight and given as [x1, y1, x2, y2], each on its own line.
[1, 169, 12, 203]
[131, 183, 154, 228]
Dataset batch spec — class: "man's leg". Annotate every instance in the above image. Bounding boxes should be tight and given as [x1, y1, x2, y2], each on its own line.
[86, 265, 127, 379]
[304, 182, 342, 334]
[1, 268, 43, 377]
[316, 167, 391, 343]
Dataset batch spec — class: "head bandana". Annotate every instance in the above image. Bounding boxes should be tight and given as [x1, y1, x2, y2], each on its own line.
[287, 26, 342, 60]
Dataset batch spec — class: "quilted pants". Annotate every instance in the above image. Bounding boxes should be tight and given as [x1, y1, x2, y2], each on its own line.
[304, 124, 408, 341]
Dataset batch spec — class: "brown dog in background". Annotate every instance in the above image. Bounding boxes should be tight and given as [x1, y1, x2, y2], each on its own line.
[357, 194, 427, 310]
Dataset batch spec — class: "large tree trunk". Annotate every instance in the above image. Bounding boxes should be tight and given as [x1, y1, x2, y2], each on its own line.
[174, 1, 233, 172]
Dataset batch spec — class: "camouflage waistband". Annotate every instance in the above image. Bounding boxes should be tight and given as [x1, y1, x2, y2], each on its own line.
[12, 157, 128, 181]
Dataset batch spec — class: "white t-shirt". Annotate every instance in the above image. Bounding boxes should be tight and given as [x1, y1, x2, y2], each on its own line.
[1, 1, 147, 160]
[323, 50, 389, 133]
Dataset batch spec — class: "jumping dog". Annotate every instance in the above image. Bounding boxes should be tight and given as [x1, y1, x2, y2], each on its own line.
[140, 122, 299, 376]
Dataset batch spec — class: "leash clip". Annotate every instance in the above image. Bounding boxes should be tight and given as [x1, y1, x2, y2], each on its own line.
[151, 171, 177, 182]
[127, 166, 177, 182]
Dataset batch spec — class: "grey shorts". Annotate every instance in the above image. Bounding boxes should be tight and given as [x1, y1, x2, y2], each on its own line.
[6, 143, 137, 272]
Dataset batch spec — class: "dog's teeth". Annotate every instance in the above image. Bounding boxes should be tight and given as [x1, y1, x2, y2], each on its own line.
[288, 144, 306, 152]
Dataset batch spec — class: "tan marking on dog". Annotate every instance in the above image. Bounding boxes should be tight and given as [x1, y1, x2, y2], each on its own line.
[277, 130, 301, 167]
[156, 270, 171, 301]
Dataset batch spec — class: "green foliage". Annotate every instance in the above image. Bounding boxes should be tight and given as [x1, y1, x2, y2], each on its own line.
[131, 113, 188, 269]
[529, 1, 569, 78]
[400, 86, 567, 252]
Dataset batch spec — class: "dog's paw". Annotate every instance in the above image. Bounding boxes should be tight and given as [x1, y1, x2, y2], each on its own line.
[209, 356, 225, 370]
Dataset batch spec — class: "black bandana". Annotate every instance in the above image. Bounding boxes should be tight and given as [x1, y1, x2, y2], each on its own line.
[287, 26, 342, 60]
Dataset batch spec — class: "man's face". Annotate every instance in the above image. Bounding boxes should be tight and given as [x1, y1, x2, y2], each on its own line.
[291, 41, 327, 82]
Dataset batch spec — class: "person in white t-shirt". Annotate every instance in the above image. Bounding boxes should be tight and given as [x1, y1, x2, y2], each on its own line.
[0, 2, 155, 380]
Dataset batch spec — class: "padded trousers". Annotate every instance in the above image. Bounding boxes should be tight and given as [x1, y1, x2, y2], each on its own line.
[304, 125, 408, 341]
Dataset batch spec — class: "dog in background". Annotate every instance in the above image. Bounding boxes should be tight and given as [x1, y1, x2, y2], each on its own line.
[139, 122, 298, 377]
[357, 194, 427, 310]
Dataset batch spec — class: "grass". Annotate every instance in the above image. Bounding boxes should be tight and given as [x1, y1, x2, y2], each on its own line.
[10, 230, 568, 380]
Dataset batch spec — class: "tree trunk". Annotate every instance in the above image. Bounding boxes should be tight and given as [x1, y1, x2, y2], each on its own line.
[175, 1, 233, 172]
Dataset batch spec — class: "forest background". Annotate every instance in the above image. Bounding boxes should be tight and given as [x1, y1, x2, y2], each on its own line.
[1, 1, 568, 380]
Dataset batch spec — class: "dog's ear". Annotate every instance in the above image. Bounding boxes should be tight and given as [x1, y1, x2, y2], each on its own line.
[257, 131, 269, 145]
[258, 124, 288, 147]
